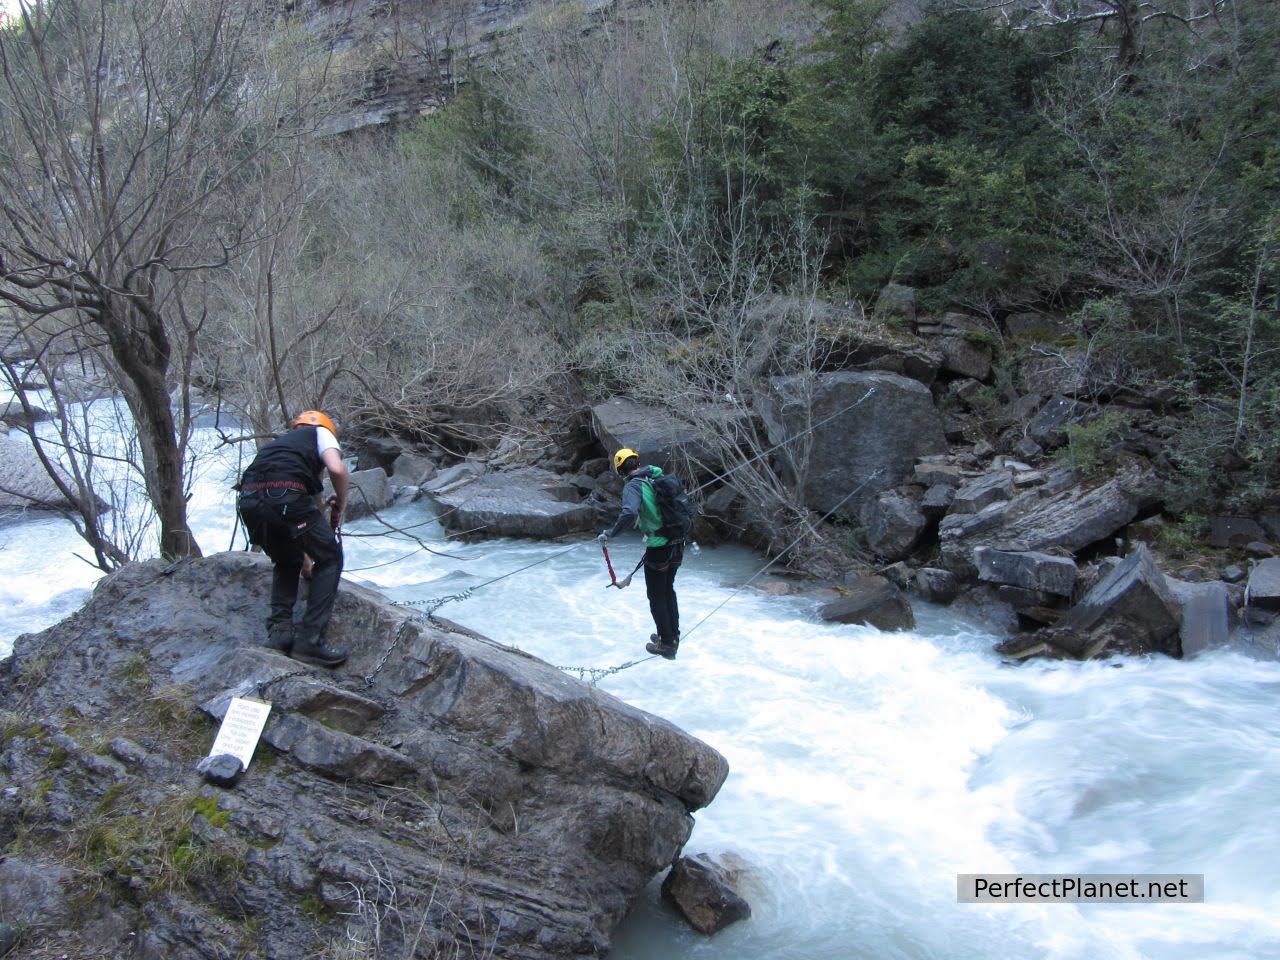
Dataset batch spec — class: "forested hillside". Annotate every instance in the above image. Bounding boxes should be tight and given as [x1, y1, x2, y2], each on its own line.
[1, 0, 1276, 565]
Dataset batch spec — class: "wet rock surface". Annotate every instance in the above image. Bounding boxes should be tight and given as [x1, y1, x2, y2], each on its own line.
[0, 553, 728, 959]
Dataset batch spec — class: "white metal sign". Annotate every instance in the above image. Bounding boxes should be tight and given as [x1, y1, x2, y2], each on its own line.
[208, 696, 272, 769]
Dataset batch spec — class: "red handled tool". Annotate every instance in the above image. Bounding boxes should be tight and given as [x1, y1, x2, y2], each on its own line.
[603, 545, 640, 589]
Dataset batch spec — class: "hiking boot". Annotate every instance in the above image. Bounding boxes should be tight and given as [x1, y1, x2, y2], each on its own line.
[266, 622, 294, 654]
[290, 630, 348, 668]
[645, 638, 679, 660]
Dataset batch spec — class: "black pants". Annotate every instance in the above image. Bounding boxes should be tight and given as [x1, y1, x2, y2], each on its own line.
[643, 540, 683, 644]
[238, 490, 343, 640]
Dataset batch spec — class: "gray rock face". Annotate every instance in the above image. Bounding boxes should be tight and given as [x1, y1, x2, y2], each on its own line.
[1210, 516, 1267, 549]
[922, 483, 956, 515]
[951, 471, 1015, 515]
[974, 547, 1077, 597]
[1027, 395, 1082, 447]
[0, 399, 49, 427]
[1167, 579, 1230, 658]
[425, 465, 597, 538]
[0, 431, 80, 513]
[1051, 544, 1183, 658]
[1005, 312, 1069, 342]
[336, 466, 394, 521]
[661, 853, 752, 936]
[759, 372, 946, 520]
[1248, 557, 1280, 610]
[1020, 351, 1089, 397]
[940, 464, 1157, 578]
[590, 398, 704, 472]
[861, 490, 928, 561]
[875, 283, 916, 323]
[914, 462, 964, 487]
[938, 336, 992, 381]
[392, 450, 438, 488]
[915, 568, 959, 604]
[819, 576, 916, 631]
[0, 553, 729, 959]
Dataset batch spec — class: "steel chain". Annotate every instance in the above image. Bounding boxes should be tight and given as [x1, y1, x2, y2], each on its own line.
[255, 668, 313, 697]
[362, 590, 474, 686]
[553, 656, 653, 686]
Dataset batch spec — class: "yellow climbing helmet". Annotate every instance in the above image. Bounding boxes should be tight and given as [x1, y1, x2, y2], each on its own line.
[613, 447, 639, 474]
[293, 409, 337, 436]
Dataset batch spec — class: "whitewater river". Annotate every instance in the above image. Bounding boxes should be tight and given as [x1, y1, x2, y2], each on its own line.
[2, 413, 1279, 960]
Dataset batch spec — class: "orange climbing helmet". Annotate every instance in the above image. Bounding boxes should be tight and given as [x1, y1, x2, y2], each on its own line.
[293, 410, 337, 436]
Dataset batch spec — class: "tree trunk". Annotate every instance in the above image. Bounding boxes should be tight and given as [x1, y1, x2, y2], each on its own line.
[100, 291, 202, 560]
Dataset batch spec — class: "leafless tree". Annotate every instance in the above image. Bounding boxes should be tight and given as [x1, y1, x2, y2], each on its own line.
[963, 0, 1231, 69]
[0, 0, 338, 562]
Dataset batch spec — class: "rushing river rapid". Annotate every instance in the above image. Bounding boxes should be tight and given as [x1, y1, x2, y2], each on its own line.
[2, 411, 1279, 960]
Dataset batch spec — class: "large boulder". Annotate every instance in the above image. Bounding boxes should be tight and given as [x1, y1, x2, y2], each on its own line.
[424, 465, 597, 538]
[759, 372, 946, 521]
[1019, 350, 1089, 397]
[950, 471, 1015, 515]
[0, 553, 729, 959]
[874, 283, 916, 323]
[973, 547, 1077, 598]
[332, 466, 393, 521]
[1209, 516, 1268, 549]
[939, 463, 1158, 578]
[1045, 544, 1183, 658]
[0, 431, 81, 513]
[937, 336, 992, 381]
[1247, 557, 1280, 611]
[1027, 395, 1083, 447]
[861, 490, 928, 561]
[915, 567, 960, 604]
[0, 399, 50, 428]
[1166, 579, 1230, 658]
[590, 398, 705, 471]
[819, 576, 916, 631]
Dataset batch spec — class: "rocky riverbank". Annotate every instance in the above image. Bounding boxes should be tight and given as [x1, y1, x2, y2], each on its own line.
[332, 289, 1280, 664]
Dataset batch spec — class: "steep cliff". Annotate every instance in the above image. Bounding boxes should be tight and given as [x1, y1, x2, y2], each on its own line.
[299, 0, 617, 135]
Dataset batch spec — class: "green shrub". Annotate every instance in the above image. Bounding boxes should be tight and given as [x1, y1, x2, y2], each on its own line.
[1057, 412, 1129, 478]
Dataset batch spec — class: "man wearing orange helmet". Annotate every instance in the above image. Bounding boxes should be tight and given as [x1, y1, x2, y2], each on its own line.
[237, 410, 350, 667]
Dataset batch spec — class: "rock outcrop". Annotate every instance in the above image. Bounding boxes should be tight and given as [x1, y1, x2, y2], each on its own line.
[423, 465, 598, 539]
[759, 371, 947, 521]
[819, 575, 916, 632]
[0, 431, 81, 514]
[0, 553, 728, 959]
[1004, 544, 1183, 659]
[939, 463, 1159, 578]
[589, 397, 707, 471]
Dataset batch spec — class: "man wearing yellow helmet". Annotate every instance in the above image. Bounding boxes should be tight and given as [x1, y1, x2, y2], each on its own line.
[597, 448, 684, 659]
[236, 410, 350, 667]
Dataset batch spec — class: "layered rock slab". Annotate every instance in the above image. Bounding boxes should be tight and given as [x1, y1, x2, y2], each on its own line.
[0, 553, 728, 959]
